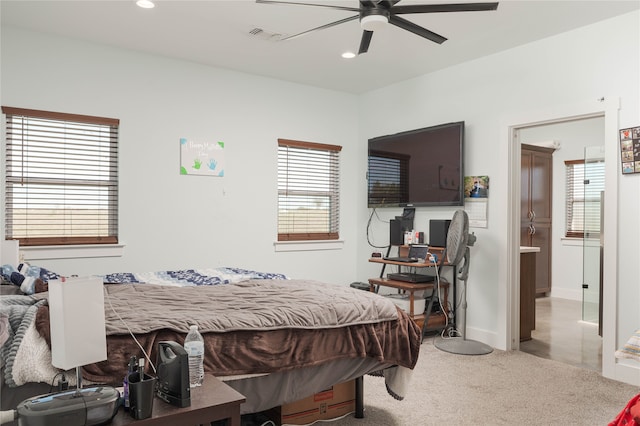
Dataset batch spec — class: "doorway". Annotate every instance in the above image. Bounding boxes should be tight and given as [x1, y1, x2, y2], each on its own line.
[504, 98, 619, 379]
[515, 119, 604, 370]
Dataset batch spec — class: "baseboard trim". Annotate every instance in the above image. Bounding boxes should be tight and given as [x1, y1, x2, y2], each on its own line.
[549, 288, 582, 301]
[613, 360, 640, 386]
[466, 327, 501, 350]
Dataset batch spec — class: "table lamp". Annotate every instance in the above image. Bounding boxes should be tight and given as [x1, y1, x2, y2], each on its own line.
[9, 276, 120, 426]
[49, 276, 108, 390]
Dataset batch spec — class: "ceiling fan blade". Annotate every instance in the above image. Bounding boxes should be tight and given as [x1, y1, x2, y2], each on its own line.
[391, 2, 499, 15]
[389, 15, 447, 44]
[256, 0, 359, 13]
[375, 0, 401, 8]
[280, 15, 359, 41]
[358, 30, 374, 54]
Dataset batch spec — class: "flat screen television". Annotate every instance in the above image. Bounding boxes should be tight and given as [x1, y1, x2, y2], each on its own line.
[367, 121, 464, 207]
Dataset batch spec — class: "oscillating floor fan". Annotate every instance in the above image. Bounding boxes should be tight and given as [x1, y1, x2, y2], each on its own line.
[434, 210, 493, 355]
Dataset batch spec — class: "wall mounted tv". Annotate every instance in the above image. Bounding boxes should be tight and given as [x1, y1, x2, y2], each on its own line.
[367, 121, 464, 208]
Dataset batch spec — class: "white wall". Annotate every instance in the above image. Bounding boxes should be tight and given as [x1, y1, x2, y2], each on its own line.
[0, 27, 361, 285]
[519, 116, 605, 301]
[357, 11, 639, 383]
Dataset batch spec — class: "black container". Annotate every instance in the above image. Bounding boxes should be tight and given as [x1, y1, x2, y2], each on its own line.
[156, 341, 191, 408]
[128, 372, 158, 420]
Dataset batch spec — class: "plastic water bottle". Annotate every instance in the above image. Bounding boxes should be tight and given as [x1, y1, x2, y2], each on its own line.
[184, 324, 204, 387]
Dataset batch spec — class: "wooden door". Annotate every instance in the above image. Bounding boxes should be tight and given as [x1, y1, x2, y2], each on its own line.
[521, 144, 554, 295]
[530, 150, 553, 220]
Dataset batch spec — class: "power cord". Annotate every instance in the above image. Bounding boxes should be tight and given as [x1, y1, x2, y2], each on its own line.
[366, 207, 391, 250]
[48, 371, 67, 393]
[103, 286, 157, 374]
[441, 285, 464, 339]
[441, 263, 469, 339]
[424, 253, 463, 340]
[430, 255, 451, 331]
[58, 373, 68, 391]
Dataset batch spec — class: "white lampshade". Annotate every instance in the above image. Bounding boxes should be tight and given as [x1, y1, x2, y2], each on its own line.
[361, 14, 388, 32]
[49, 277, 107, 371]
[0, 240, 19, 266]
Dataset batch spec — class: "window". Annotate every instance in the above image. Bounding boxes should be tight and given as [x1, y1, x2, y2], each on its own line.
[3, 107, 119, 246]
[565, 159, 604, 238]
[277, 139, 341, 241]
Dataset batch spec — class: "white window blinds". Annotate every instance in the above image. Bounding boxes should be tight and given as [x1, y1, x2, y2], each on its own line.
[565, 159, 604, 238]
[277, 139, 341, 241]
[3, 107, 119, 246]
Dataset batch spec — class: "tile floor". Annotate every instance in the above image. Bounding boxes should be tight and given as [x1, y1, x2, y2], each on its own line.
[520, 296, 602, 372]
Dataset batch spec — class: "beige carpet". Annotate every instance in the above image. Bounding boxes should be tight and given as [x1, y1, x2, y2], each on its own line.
[330, 336, 639, 425]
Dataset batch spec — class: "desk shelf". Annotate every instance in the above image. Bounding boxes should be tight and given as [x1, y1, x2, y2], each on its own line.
[367, 277, 448, 331]
[368, 246, 451, 335]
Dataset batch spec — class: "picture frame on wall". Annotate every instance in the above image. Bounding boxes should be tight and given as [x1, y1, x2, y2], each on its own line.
[180, 138, 225, 177]
[619, 126, 640, 174]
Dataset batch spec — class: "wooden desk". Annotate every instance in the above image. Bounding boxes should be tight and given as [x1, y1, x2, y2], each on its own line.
[111, 374, 245, 426]
[369, 246, 450, 332]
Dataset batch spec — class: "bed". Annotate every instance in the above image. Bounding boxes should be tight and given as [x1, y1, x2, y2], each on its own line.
[1, 266, 421, 421]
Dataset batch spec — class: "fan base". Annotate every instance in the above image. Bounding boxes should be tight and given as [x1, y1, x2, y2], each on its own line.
[434, 336, 493, 355]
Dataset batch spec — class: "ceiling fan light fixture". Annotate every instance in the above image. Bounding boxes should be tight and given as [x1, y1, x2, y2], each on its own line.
[136, 0, 155, 9]
[360, 14, 388, 32]
[258, 0, 499, 52]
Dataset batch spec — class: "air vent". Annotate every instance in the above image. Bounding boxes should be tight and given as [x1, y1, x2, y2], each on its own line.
[247, 27, 283, 41]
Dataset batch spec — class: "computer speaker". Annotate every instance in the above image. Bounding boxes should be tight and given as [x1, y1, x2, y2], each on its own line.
[390, 219, 404, 246]
[429, 220, 451, 248]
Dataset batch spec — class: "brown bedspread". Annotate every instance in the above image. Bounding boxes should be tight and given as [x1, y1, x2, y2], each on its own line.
[36, 279, 421, 386]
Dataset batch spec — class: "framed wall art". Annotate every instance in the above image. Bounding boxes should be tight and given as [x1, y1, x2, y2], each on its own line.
[619, 126, 640, 174]
[180, 138, 225, 177]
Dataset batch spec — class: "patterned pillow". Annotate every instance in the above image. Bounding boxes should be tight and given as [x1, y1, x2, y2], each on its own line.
[615, 329, 640, 361]
[2, 264, 60, 294]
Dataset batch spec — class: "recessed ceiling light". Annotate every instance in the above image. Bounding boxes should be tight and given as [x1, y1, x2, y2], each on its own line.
[341, 51, 356, 59]
[136, 0, 155, 9]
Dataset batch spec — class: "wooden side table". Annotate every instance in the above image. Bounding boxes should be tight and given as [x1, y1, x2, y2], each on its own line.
[111, 374, 245, 426]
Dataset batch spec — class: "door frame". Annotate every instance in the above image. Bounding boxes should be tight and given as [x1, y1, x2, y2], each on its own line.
[501, 97, 619, 379]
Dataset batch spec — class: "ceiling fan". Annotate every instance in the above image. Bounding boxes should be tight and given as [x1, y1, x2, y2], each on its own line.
[256, 0, 499, 54]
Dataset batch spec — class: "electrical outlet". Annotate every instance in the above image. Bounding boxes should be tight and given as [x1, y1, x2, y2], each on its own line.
[19, 251, 25, 263]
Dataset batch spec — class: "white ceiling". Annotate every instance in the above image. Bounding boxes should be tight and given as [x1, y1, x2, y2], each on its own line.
[2, 0, 639, 94]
